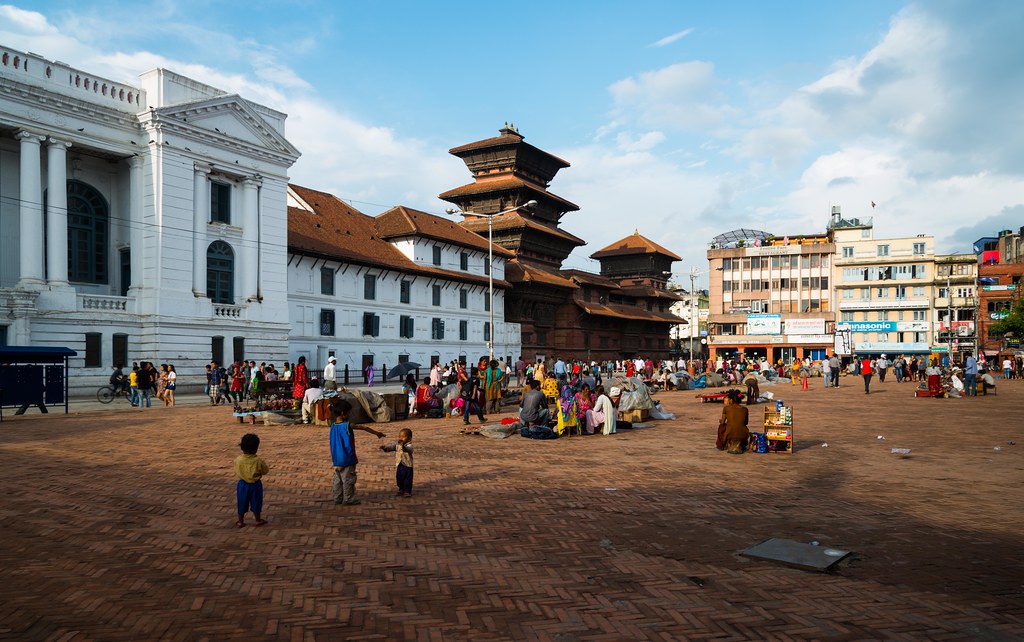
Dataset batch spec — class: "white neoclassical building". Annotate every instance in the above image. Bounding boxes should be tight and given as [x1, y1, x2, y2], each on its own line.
[286, 185, 522, 378]
[0, 45, 300, 392]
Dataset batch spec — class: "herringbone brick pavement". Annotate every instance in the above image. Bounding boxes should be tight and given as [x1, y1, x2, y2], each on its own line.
[0, 378, 1022, 640]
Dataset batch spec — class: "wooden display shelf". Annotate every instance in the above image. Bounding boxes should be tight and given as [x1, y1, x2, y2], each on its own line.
[762, 407, 794, 454]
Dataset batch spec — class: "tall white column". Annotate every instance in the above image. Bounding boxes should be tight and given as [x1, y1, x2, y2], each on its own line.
[192, 164, 211, 296]
[16, 131, 46, 288]
[127, 156, 145, 294]
[241, 176, 261, 300]
[46, 137, 72, 286]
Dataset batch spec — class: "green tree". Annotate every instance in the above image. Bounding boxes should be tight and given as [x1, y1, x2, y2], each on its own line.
[989, 296, 1024, 338]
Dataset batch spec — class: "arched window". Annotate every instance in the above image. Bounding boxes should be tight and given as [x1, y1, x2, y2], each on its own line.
[207, 241, 234, 304]
[66, 180, 109, 284]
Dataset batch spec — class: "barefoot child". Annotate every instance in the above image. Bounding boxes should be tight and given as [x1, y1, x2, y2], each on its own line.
[380, 428, 414, 497]
[234, 433, 269, 527]
[329, 399, 385, 505]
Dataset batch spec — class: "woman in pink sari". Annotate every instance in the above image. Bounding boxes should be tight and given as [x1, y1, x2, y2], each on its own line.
[292, 356, 309, 399]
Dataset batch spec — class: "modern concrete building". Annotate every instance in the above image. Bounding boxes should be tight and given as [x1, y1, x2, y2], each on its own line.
[831, 211, 935, 358]
[706, 229, 836, 362]
[976, 229, 1024, 358]
[933, 253, 978, 362]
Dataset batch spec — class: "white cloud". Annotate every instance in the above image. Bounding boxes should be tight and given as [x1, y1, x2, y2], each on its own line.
[0, 4, 455, 217]
[614, 131, 666, 152]
[649, 27, 694, 48]
[608, 61, 739, 131]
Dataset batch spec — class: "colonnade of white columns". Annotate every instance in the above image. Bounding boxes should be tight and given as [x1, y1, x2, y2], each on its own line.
[17, 132, 73, 289]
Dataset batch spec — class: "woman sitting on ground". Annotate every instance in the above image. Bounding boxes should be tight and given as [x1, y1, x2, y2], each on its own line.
[541, 372, 559, 401]
[575, 382, 594, 426]
[716, 389, 750, 454]
[414, 376, 439, 414]
[586, 385, 620, 435]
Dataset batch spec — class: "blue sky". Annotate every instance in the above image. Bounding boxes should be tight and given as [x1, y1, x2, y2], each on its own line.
[3, 1, 1023, 283]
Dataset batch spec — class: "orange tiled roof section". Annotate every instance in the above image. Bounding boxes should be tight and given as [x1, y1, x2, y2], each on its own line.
[376, 205, 514, 258]
[438, 177, 580, 212]
[575, 300, 682, 324]
[590, 231, 682, 261]
[288, 184, 511, 289]
[505, 260, 578, 290]
[461, 212, 586, 247]
[448, 132, 572, 169]
[288, 184, 391, 266]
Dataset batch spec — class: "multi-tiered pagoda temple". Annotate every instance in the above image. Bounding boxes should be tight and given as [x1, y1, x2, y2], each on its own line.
[440, 125, 585, 358]
[441, 126, 682, 361]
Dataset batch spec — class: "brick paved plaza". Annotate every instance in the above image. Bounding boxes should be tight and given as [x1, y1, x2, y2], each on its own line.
[1, 378, 1022, 641]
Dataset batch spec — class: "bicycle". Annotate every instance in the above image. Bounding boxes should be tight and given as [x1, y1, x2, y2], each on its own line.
[97, 385, 132, 404]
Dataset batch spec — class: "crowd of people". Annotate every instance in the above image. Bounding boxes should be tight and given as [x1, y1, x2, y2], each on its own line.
[109, 362, 177, 408]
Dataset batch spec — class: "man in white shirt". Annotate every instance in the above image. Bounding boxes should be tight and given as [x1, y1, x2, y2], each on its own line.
[1002, 357, 1013, 379]
[323, 356, 337, 391]
[301, 378, 323, 424]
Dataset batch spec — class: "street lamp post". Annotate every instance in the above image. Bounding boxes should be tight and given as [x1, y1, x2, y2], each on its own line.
[446, 200, 537, 361]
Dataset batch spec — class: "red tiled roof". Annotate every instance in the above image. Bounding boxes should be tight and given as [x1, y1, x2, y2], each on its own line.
[505, 260, 578, 289]
[376, 205, 514, 258]
[438, 176, 580, 212]
[590, 231, 682, 261]
[460, 212, 586, 247]
[287, 185, 510, 289]
[574, 300, 682, 324]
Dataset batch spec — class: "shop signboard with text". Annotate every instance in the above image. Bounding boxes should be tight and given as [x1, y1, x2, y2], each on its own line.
[838, 321, 897, 333]
[747, 313, 781, 335]
[784, 318, 825, 335]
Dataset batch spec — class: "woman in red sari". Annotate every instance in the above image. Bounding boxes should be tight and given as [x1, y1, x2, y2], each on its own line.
[293, 356, 309, 399]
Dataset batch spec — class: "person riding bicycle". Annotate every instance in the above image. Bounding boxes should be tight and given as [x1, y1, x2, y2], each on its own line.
[110, 365, 128, 394]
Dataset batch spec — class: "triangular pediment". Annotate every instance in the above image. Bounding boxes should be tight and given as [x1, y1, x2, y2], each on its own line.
[155, 95, 300, 158]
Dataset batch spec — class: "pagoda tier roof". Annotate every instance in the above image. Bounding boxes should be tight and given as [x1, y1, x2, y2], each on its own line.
[574, 300, 682, 324]
[505, 260, 578, 290]
[460, 212, 587, 247]
[448, 129, 571, 169]
[619, 286, 686, 301]
[439, 176, 580, 213]
[590, 231, 682, 261]
[287, 184, 510, 289]
[562, 269, 621, 289]
[376, 205, 514, 258]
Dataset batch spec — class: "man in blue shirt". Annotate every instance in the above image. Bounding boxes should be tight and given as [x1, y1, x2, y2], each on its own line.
[964, 352, 978, 396]
[553, 357, 567, 385]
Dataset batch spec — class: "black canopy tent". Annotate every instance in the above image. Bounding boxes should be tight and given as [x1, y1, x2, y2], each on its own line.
[0, 346, 77, 420]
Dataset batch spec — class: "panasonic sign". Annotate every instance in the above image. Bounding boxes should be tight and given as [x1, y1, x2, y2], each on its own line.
[837, 321, 898, 333]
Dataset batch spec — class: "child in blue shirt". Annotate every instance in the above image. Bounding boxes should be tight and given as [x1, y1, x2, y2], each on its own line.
[329, 399, 385, 505]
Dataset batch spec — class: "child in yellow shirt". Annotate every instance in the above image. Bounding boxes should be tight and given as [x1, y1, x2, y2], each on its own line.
[234, 433, 269, 527]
